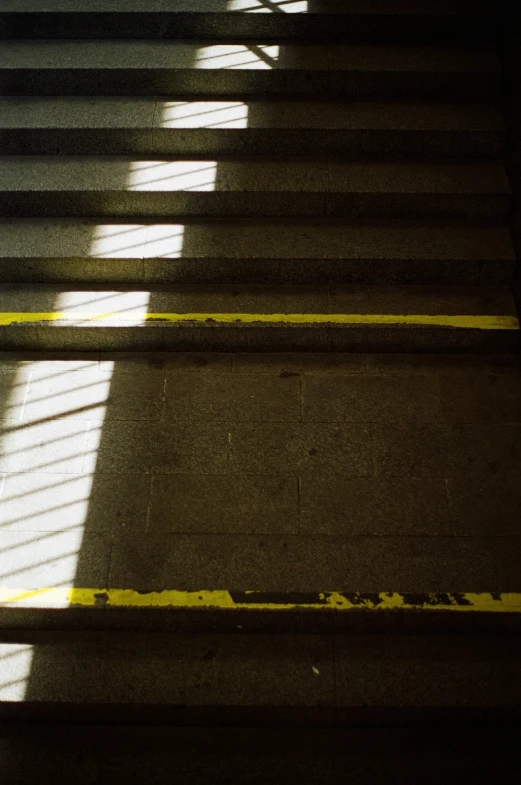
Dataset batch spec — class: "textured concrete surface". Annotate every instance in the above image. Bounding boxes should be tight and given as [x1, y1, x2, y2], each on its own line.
[0, 98, 505, 158]
[0, 156, 509, 221]
[0, 285, 517, 352]
[0, 630, 519, 724]
[0, 218, 514, 286]
[0, 352, 519, 595]
[0, 1, 495, 15]
[0, 41, 500, 99]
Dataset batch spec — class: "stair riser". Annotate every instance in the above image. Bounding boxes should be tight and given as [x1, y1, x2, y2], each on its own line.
[0, 194, 509, 221]
[0, 72, 500, 101]
[0, 259, 514, 287]
[0, 14, 496, 43]
[1, 605, 520, 635]
[0, 325, 517, 354]
[0, 129, 505, 158]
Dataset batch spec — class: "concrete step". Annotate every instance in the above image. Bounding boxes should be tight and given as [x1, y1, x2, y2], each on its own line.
[0, 0, 497, 44]
[0, 283, 517, 352]
[0, 98, 506, 158]
[0, 219, 515, 286]
[0, 725, 518, 785]
[0, 41, 501, 100]
[0, 157, 510, 221]
[0, 630, 520, 725]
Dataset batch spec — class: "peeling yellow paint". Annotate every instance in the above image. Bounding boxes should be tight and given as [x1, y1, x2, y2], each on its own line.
[0, 589, 520, 612]
[0, 313, 518, 330]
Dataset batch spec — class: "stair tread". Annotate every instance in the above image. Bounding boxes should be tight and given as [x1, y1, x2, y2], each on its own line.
[0, 40, 500, 74]
[0, 283, 516, 319]
[0, 219, 514, 262]
[0, 0, 495, 17]
[0, 631, 520, 714]
[0, 156, 509, 194]
[0, 97, 505, 132]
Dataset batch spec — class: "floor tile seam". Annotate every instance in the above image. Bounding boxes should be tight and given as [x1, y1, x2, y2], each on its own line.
[4, 411, 521, 428]
[104, 540, 113, 591]
[150, 96, 162, 156]
[213, 415, 457, 426]
[326, 152, 332, 217]
[369, 424, 378, 479]
[104, 532, 521, 541]
[0, 474, 6, 505]
[143, 527, 495, 537]
[80, 421, 96, 476]
[16, 368, 34, 422]
[76, 469, 511, 480]
[106, 538, 114, 589]
[0, 527, 113, 535]
[8, 416, 521, 427]
[144, 474, 154, 534]
[444, 477, 458, 536]
[158, 368, 168, 420]
[227, 430, 231, 471]
[296, 475, 302, 536]
[13, 412, 168, 426]
[140, 214, 151, 276]
[231, 370, 368, 376]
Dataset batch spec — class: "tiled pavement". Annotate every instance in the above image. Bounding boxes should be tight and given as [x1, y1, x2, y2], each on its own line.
[0, 350, 520, 595]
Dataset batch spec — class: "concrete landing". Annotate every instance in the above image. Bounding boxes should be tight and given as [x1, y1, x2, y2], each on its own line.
[0, 350, 519, 630]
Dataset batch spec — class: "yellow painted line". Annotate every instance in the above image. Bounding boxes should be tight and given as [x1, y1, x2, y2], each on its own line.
[0, 313, 518, 330]
[0, 589, 520, 612]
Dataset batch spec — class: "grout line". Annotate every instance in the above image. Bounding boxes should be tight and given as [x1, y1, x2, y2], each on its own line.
[18, 366, 33, 424]
[227, 431, 232, 471]
[326, 152, 332, 218]
[80, 421, 93, 476]
[105, 541, 114, 593]
[369, 424, 378, 478]
[159, 371, 167, 421]
[445, 477, 456, 535]
[297, 475, 302, 535]
[0, 473, 6, 506]
[150, 96, 159, 160]
[145, 475, 155, 534]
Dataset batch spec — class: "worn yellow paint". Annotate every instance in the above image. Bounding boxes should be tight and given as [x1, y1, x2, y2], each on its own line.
[0, 313, 518, 330]
[0, 589, 520, 612]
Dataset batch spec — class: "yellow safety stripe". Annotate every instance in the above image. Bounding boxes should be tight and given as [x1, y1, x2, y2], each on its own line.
[0, 313, 518, 330]
[0, 589, 520, 612]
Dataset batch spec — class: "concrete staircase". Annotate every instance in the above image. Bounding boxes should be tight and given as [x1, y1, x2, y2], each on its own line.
[0, 3, 520, 782]
[0, 0, 518, 354]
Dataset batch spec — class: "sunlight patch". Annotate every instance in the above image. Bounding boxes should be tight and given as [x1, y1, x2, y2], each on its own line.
[0, 474, 96, 532]
[227, 0, 308, 11]
[0, 645, 34, 701]
[55, 291, 152, 323]
[144, 225, 186, 259]
[127, 161, 218, 192]
[90, 225, 147, 259]
[195, 44, 280, 70]
[158, 101, 249, 130]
